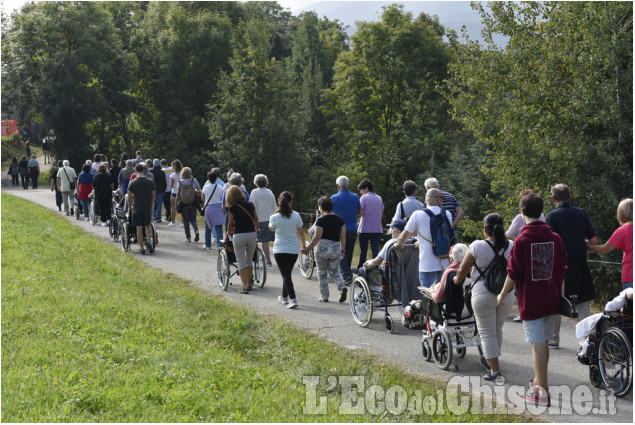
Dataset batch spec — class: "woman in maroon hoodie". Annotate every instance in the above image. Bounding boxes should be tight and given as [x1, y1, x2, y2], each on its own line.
[497, 193, 568, 408]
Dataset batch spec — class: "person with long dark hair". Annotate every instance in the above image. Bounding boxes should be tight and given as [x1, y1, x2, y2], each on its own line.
[453, 213, 514, 381]
[93, 164, 114, 226]
[226, 185, 259, 294]
[8, 157, 19, 186]
[18, 155, 29, 189]
[269, 191, 306, 309]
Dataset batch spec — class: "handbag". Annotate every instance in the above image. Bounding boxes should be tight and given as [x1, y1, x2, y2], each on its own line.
[63, 167, 75, 190]
[559, 295, 578, 318]
[176, 200, 183, 214]
[199, 184, 217, 217]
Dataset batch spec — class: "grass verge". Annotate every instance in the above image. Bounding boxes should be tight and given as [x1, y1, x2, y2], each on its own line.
[1, 193, 527, 422]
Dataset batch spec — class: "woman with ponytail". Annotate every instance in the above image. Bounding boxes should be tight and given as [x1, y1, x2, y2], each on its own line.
[268, 191, 306, 309]
[453, 213, 514, 381]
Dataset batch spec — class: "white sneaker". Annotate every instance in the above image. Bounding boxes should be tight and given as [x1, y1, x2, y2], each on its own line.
[277, 296, 288, 305]
[179, 223, 184, 228]
[168, 222, 176, 227]
[287, 299, 298, 309]
[85, 217, 90, 221]
[101, 222, 109, 227]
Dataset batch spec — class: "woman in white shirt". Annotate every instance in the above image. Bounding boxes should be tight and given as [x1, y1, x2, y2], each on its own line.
[250, 174, 277, 266]
[453, 213, 513, 381]
[202, 168, 225, 249]
[168, 159, 182, 227]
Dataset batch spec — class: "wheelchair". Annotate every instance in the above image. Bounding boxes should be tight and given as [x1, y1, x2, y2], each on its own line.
[88, 190, 99, 225]
[577, 293, 632, 397]
[418, 273, 484, 371]
[109, 190, 124, 242]
[216, 238, 267, 291]
[298, 235, 315, 279]
[299, 210, 319, 279]
[350, 243, 420, 334]
[120, 212, 157, 253]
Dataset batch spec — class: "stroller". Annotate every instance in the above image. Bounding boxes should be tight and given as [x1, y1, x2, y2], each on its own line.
[577, 289, 633, 397]
[419, 271, 484, 371]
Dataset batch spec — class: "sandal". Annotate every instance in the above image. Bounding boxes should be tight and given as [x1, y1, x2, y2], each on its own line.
[240, 288, 250, 294]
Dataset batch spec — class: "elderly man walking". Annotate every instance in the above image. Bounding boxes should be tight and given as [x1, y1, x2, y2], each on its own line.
[394, 188, 453, 287]
[331, 175, 361, 299]
[546, 183, 597, 349]
[57, 160, 77, 216]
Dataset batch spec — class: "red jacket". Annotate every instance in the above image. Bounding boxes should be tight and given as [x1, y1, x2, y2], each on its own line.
[507, 221, 568, 321]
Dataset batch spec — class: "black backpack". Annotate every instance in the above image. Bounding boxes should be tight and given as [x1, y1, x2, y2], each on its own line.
[474, 240, 509, 295]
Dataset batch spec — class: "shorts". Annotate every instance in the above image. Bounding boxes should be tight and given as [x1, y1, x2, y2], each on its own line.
[257, 221, 275, 242]
[523, 314, 557, 343]
[131, 213, 152, 227]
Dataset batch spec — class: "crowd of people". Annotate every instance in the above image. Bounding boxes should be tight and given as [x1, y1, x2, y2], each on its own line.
[11, 148, 633, 407]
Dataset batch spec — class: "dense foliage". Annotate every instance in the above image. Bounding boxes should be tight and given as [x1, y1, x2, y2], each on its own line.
[2, 2, 632, 290]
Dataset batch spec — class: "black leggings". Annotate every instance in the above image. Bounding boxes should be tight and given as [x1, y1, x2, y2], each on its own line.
[96, 193, 111, 222]
[274, 253, 298, 300]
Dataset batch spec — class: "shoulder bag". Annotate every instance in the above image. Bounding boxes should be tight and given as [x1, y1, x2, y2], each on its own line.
[199, 184, 217, 217]
[236, 203, 259, 233]
[63, 167, 75, 190]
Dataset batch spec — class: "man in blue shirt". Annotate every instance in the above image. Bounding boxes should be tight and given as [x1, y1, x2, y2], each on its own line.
[331, 175, 361, 300]
[546, 183, 597, 349]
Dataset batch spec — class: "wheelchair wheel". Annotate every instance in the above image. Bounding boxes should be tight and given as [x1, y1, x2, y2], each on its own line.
[432, 328, 453, 370]
[598, 327, 632, 397]
[109, 217, 119, 241]
[217, 249, 230, 291]
[384, 314, 394, 334]
[350, 277, 373, 327]
[120, 222, 130, 252]
[143, 224, 156, 253]
[89, 200, 98, 225]
[253, 247, 266, 288]
[299, 244, 314, 279]
[422, 338, 432, 362]
[455, 334, 466, 358]
[590, 363, 602, 388]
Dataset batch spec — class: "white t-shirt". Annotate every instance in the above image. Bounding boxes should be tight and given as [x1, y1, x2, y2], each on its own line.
[469, 239, 514, 296]
[250, 188, 277, 223]
[170, 172, 180, 194]
[505, 213, 546, 239]
[202, 182, 223, 206]
[58, 166, 77, 191]
[404, 206, 453, 272]
[91, 161, 102, 171]
[161, 167, 172, 192]
[269, 211, 303, 255]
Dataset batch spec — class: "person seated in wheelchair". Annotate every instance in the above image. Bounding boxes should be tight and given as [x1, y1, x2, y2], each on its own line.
[361, 219, 411, 271]
[577, 287, 633, 355]
[420, 243, 469, 303]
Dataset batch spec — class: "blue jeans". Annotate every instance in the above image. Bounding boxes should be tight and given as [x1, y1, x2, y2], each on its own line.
[81, 199, 90, 218]
[205, 220, 224, 248]
[340, 230, 357, 283]
[31, 176, 38, 189]
[154, 192, 163, 220]
[357, 232, 382, 269]
[624, 282, 633, 290]
[419, 271, 443, 288]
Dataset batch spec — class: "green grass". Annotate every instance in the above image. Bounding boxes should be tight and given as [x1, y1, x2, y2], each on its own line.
[1, 193, 527, 422]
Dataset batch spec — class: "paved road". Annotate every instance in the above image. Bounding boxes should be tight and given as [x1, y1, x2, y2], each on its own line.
[2, 163, 632, 422]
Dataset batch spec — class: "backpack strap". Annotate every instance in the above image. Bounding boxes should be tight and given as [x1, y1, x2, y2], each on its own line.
[418, 208, 436, 245]
[236, 203, 258, 230]
[400, 202, 406, 220]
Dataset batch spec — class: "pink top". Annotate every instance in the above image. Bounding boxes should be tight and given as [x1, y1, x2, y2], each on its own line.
[428, 262, 460, 303]
[608, 223, 633, 283]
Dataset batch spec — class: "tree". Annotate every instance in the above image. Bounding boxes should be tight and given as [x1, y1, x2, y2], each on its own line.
[445, 1, 632, 236]
[1, 1, 136, 168]
[326, 4, 457, 219]
[208, 16, 307, 200]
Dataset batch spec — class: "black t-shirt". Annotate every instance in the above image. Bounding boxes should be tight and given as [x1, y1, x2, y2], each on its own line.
[316, 214, 345, 242]
[93, 172, 113, 196]
[229, 202, 256, 234]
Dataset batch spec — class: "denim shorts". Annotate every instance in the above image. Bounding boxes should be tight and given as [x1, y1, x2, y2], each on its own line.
[523, 314, 557, 343]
